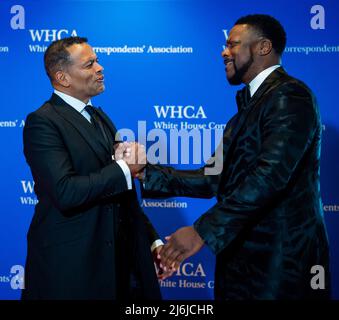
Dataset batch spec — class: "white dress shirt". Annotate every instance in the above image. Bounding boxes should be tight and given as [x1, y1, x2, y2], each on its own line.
[248, 65, 281, 97]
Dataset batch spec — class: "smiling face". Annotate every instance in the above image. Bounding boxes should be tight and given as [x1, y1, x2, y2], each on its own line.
[222, 24, 262, 85]
[55, 43, 105, 103]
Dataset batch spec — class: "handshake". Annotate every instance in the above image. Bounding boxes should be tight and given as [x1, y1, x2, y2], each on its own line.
[114, 141, 205, 280]
[114, 142, 147, 179]
[114, 142, 177, 279]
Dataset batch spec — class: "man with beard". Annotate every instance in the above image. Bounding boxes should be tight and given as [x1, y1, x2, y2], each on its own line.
[140, 14, 331, 299]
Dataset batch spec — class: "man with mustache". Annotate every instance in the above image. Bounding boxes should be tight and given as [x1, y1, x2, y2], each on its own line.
[22, 36, 165, 300]
[141, 14, 331, 299]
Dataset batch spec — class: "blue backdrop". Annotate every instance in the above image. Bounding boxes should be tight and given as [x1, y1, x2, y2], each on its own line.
[0, 0, 338, 300]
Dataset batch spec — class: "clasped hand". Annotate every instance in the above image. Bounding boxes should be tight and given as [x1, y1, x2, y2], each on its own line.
[114, 143, 205, 280]
[114, 142, 146, 177]
[157, 226, 205, 274]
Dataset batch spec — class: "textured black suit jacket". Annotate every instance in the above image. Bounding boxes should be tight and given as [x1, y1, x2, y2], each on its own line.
[142, 68, 331, 299]
[22, 93, 161, 300]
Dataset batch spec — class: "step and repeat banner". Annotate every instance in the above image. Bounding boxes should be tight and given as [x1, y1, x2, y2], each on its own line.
[0, 0, 338, 300]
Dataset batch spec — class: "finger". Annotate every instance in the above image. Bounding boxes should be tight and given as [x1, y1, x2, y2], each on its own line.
[163, 248, 182, 270]
[170, 261, 179, 271]
[160, 236, 175, 265]
[114, 142, 124, 150]
[172, 253, 185, 267]
[158, 270, 174, 280]
[115, 153, 123, 160]
[160, 241, 175, 257]
[155, 246, 163, 260]
[114, 144, 124, 153]
[160, 245, 174, 263]
[160, 245, 176, 270]
[157, 261, 175, 279]
[137, 147, 146, 164]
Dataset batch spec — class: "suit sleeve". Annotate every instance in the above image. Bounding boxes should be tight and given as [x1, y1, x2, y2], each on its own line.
[23, 112, 129, 212]
[140, 208, 161, 245]
[194, 83, 319, 254]
[142, 163, 220, 199]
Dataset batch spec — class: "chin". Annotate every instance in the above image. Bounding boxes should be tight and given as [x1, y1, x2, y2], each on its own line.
[98, 85, 105, 93]
[92, 89, 104, 97]
[227, 76, 242, 85]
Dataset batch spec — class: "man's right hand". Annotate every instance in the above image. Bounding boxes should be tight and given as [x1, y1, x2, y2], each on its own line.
[113, 142, 130, 161]
[122, 142, 147, 177]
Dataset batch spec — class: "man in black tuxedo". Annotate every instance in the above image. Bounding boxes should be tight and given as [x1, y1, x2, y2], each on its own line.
[22, 36, 164, 300]
[141, 15, 331, 299]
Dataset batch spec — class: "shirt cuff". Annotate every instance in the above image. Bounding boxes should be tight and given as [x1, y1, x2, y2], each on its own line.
[151, 239, 164, 252]
[116, 159, 132, 190]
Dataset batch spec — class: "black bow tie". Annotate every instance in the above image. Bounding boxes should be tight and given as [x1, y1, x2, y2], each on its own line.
[236, 85, 251, 111]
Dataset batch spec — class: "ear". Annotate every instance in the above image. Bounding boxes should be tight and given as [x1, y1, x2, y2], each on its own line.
[258, 39, 272, 56]
[54, 70, 70, 87]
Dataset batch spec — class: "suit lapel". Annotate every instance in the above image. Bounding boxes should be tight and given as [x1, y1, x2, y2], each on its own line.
[221, 67, 287, 169]
[49, 93, 110, 165]
[249, 67, 287, 107]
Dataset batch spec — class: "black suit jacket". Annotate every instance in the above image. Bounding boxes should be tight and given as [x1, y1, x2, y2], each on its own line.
[22, 93, 161, 300]
[142, 68, 330, 299]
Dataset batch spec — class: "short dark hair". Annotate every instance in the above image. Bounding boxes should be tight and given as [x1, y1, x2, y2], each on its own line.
[235, 14, 286, 55]
[44, 36, 88, 81]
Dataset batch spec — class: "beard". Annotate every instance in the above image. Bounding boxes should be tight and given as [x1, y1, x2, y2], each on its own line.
[227, 53, 254, 85]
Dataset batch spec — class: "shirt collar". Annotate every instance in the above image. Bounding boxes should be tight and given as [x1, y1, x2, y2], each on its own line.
[53, 89, 92, 113]
[248, 65, 281, 97]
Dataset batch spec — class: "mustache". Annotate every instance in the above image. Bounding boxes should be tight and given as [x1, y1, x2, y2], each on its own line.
[224, 57, 234, 65]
